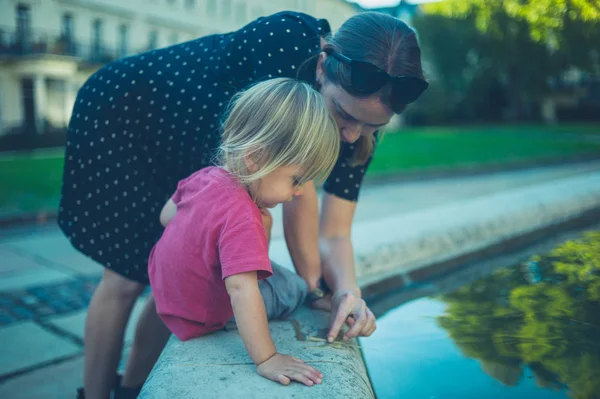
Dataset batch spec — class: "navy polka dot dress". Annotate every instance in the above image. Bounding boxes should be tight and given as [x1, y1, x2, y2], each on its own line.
[58, 11, 375, 283]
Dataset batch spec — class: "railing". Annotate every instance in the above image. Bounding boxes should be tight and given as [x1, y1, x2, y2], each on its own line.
[0, 25, 148, 64]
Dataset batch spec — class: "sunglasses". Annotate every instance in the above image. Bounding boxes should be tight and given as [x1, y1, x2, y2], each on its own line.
[324, 48, 428, 106]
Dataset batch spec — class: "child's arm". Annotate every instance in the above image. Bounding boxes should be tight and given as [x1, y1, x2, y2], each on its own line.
[225, 271, 323, 386]
[160, 199, 177, 227]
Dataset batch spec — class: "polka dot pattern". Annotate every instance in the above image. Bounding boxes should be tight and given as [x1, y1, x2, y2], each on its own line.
[323, 139, 375, 201]
[58, 11, 371, 283]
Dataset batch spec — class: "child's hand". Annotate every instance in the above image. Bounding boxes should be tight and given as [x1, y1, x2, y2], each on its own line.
[257, 353, 323, 386]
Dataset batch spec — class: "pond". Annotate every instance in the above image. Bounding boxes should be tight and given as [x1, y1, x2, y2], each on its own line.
[361, 231, 600, 399]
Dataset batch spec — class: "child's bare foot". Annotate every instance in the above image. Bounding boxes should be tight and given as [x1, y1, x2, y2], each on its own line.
[257, 353, 323, 386]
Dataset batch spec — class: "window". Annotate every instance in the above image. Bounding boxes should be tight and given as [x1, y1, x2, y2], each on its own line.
[91, 19, 103, 60]
[118, 24, 128, 58]
[186, 0, 196, 9]
[221, 0, 231, 20]
[206, 0, 217, 16]
[61, 13, 73, 40]
[16, 4, 31, 52]
[21, 78, 35, 131]
[234, 2, 247, 24]
[148, 30, 159, 49]
[61, 13, 75, 54]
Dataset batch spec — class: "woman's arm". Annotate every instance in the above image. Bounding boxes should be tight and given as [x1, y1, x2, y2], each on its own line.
[319, 193, 360, 295]
[283, 185, 376, 342]
[282, 181, 322, 291]
[320, 193, 376, 342]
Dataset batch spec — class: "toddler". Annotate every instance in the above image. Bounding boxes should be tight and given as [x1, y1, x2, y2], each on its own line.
[149, 78, 340, 386]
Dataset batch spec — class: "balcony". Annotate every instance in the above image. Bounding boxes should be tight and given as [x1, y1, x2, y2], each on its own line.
[0, 25, 131, 65]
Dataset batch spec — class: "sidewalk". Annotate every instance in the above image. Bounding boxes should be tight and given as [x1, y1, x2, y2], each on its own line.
[1, 161, 600, 398]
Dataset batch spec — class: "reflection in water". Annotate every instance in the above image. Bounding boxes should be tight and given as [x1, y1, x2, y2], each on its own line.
[437, 231, 600, 399]
[363, 231, 600, 399]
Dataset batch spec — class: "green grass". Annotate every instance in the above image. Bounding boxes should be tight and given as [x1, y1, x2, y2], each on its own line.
[369, 125, 600, 175]
[1, 124, 600, 216]
[390, 123, 600, 135]
[0, 149, 65, 215]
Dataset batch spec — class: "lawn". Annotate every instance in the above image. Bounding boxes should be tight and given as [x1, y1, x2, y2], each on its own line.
[0, 149, 65, 216]
[369, 124, 600, 175]
[1, 124, 599, 217]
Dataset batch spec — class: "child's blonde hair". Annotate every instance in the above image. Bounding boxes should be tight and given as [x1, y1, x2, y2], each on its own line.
[219, 78, 340, 185]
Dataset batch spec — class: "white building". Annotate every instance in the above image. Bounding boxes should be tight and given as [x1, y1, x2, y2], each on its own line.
[0, 0, 358, 141]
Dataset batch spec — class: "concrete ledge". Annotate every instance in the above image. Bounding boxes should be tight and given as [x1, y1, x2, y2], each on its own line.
[352, 171, 600, 288]
[139, 307, 374, 399]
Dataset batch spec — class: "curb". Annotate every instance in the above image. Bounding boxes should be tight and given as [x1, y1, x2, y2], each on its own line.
[0, 212, 57, 230]
[362, 153, 600, 186]
[350, 171, 600, 310]
[2, 156, 598, 230]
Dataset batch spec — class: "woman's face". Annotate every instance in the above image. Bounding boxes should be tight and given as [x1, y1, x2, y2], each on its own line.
[316, 46, 393, 143]
[319, 80, 393, 143]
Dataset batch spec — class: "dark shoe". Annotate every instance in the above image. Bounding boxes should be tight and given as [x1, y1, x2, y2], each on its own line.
[115, 383, 143, 399]
[76, 374, 123, 398]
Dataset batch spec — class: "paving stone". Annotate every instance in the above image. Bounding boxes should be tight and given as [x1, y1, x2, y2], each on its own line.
[0, 268, 74, 293]
[0, 247, 42, 275]
[0, 295, 14, 306]
[4, 239, 102, 277]
[47, 297, 147, 344]
[40, 251, 103, 276]
[0, 313, 17, 324]
[0, 322, 81, 376]
[0, 278, 100, 326]
[0, 356, 84, 399]
[4, 234, 76, 259]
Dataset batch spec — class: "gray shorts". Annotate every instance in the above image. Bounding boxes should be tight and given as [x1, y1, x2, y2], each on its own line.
[225, 261, 307, 329]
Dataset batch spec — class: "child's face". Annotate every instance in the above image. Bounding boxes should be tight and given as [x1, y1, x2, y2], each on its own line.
[249, 165, 306, 209]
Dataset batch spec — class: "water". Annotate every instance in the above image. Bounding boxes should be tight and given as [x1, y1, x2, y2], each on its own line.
[362, 231, 600, 399]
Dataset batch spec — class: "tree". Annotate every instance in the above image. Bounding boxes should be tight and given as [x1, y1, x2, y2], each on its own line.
[411, 0, 600, 122]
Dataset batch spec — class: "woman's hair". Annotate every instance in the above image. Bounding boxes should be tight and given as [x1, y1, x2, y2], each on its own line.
[322, 12, 425, 164]
[219, 78, 340, 186]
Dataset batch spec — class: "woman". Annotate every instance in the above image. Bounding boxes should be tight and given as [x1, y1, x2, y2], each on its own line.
[59, 10, 427, 398]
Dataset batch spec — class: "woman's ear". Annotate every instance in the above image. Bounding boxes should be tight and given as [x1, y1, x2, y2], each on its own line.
[316, 51, 327, 83]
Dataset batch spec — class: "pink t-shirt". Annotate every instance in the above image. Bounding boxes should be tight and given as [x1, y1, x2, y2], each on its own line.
[148, 166, 272, 341]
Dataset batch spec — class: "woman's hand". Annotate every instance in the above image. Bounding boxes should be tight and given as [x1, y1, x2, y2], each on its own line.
[327, 290, 376, 342]
[257, 353, 323, 386]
